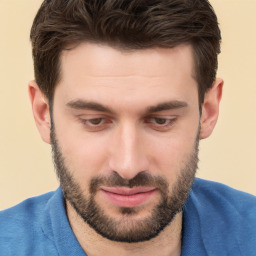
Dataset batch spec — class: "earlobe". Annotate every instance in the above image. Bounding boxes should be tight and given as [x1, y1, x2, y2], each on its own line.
[200, 78, 223, 139]
[28, 80, 51, 144]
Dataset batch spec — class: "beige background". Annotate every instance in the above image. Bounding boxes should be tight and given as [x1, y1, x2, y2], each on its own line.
[0, 0, 255, 210]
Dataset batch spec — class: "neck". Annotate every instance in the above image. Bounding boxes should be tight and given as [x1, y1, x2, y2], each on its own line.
[66, 201, 182, 256]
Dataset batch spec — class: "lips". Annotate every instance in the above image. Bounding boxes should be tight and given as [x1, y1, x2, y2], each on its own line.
[100, 186, 157, 208]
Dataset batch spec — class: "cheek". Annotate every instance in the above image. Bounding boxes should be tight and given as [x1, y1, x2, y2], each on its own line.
[147, 127, 198, 178]
[55, 125, 110, 181]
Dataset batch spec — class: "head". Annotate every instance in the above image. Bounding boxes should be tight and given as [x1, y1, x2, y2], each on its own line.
[29, 0, 223, 243]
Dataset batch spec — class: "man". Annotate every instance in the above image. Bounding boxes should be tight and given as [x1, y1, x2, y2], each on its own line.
[0, 0, 255, 255]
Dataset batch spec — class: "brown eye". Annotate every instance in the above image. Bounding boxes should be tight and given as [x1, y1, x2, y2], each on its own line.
[144, 116, 177, 131]
[154, 118, 168, 125]
[79, 116, 113, 132]
[88, 118, 104, 125]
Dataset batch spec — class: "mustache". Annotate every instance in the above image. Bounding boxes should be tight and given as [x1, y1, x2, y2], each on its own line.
[90, 171, 169, 194]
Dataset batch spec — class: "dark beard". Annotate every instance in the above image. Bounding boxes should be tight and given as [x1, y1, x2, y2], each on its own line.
[51, 127, 199, 243]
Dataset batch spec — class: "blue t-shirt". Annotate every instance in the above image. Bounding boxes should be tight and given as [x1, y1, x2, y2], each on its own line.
[0, 178, 255, 256]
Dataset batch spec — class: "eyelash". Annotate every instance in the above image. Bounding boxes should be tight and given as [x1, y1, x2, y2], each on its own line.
[80, 118, 110, 131]
[144, 117, 177, 131]
[79, 116, 177, 132]
[145, 117, 175, 125]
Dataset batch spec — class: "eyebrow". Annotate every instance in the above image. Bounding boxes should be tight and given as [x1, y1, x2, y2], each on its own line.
[145, 100, 188, 114]
[66, 99, 188, 114]
[66, 100, 114, 113]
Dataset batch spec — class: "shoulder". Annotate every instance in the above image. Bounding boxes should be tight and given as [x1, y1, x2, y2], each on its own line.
[0, 191, 54, 227]
[192, 178, 256, 213]
[186, 178, 256, 255]
[0, 191, 57, 255]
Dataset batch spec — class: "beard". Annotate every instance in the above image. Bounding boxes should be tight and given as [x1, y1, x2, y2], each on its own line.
[51, 127, 199, 243]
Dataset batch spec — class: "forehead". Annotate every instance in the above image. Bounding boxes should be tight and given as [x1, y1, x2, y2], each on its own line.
[60, 43, 195, 78]
[55, 43, 198, 111]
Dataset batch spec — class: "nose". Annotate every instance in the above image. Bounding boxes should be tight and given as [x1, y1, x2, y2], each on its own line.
[108, 122, 149, 180]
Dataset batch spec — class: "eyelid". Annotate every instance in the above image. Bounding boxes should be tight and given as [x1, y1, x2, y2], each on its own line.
[84, 118, 106, 125]
[144, 116, 177, 131]
[144, 114, 177, 121]
[78, 115, 114, 132]
[146, 116, 176, 123]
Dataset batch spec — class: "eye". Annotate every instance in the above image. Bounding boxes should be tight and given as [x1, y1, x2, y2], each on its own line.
[87, 118, 105, 126]
[79, 117, 112, 132]
[153, 117, 169, 125]
[145, 116, 177, 131]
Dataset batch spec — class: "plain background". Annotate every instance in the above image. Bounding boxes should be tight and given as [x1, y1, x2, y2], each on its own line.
[0, 0, 255, 210]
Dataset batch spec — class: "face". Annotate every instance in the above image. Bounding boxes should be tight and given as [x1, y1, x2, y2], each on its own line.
[50, 43, 201, 242]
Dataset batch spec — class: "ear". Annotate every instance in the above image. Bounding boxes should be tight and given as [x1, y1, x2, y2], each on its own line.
[200, 78, 223, 139]
[28, 80, 51, 144]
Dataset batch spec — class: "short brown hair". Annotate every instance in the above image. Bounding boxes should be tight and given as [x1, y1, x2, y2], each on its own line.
[30, 0, 221, 104]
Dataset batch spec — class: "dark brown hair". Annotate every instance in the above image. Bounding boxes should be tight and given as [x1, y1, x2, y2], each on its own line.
[30, 0, 221, 105]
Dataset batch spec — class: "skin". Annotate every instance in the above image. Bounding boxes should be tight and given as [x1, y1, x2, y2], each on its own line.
[29, 43, 223, 256]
